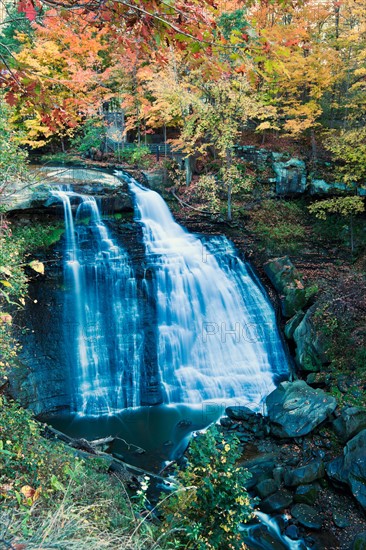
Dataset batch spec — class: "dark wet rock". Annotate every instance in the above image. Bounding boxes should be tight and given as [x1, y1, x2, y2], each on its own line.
[241, 454, 278, 490]
[255, 478, 280, 499]
[284, 459, 325, 487]
[332, 406, 366, 443]
[306, 372, 330, 388]
[294, 484, 320, 505]
[353, 532, 366, 550]
[266, 381, 337, 438]
[242, 524, 289, 550]
[332, 511, 350, 529]
[291, 504, 323, 530]
[264, 257, 307, 318]
[220, 416, 234, 428]
[284, 310, 305, 340]
[293, 305, 330, 372]
[226, 405, 259, 421]
[259, 489, 293, 514]
[326, 429, 366, 510]
[285, 524, 299, 540]
[273, 466, 285, 484]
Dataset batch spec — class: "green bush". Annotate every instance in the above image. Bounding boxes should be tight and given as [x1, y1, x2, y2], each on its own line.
[118, 145, 151, 168]
[71, 117, 106, 155]
[161, 425, 253, 549]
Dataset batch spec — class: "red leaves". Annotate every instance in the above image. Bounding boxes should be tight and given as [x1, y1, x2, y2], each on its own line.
[5, 92, 17, 107]
[17, 0, 37, 21]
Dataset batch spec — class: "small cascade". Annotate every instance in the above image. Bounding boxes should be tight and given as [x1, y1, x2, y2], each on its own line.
[241, 512, 308, 549]
[122, 173, 289, 411]
[53, 190, 142, 416]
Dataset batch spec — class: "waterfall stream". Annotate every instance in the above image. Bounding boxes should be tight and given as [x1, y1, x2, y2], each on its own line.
[52, 172, 289, 417]
[123, 173, 289, 410]
[53, 190, 142, 416]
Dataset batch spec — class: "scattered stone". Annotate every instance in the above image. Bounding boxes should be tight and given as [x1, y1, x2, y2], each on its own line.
[332, 511, 350, 529]
[242, 455, 277, 490]
[266, 380, 337, 438]
[284, 459, 324, 487]
[326, 429, 366, 510]
[264, 257, 307, 317]
[260, 489, 294, 514]
[220, 416, 233, 428]
[291, 504, 323, 530]
[226, 405, 258, 421]
[256, 478, 280, 499]
[332, 406, 366, 443]
[294, 484, 320, 506]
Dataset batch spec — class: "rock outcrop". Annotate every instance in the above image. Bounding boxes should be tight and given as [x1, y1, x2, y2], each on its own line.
[326, 429, 366, 510]
[266, 380, 337, 438]
[293, 305, 330, 372]
[264, 257, 308, 318]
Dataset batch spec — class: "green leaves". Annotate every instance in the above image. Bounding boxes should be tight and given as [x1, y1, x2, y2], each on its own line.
[308, 196, 365, 220]
[162, 425, 253, 549]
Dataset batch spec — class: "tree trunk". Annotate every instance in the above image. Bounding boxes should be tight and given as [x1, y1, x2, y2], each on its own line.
[226, 147, 233, 221]
[164, 124, 167, 157]
[185, 156, 192, 186]
[350, 215, 354, 253]
[311, 129, 317, 165]
[227, 184, 232, 222]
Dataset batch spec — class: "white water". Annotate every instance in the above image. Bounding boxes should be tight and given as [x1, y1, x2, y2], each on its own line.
[241, 512, 308, 549]
[122, 173, 289, 411]
[53, 190, 142, 416]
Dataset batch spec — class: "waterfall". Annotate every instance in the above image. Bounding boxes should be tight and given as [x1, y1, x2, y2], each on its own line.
[122, 173, 289, 411]
[53, 190, 142, 416]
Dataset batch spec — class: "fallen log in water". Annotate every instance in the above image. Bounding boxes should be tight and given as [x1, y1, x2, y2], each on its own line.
[42, 424, 173, 488]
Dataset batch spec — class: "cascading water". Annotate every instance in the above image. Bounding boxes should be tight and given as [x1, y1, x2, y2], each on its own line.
[53, 190, 142, 416]
[121, 173, 289, 411]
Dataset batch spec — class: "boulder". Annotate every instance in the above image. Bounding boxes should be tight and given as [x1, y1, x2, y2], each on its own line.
[264, 257, 307, 318]
[141, 169, 166, 191]
[332, 407, 366, 443]
[266, 381, 337, 438]
[291, 504, 323, 530]
[259, 489, 294, 514]
[326, 429, 366, 510]
[284, 459, 324, 487]
[272, 156, 307, 195]
[256, 478, 280, 499]
[293, 305, 330, 371]
[294, 484, 320, 505]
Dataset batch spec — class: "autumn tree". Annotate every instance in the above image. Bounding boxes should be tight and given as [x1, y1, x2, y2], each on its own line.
[0, 95, 34, 204]
[309, 196, 365, 253]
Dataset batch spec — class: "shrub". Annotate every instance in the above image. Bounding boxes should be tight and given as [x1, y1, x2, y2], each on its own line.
[118, 145, 151, 168]
[161, 425, 253, 549]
